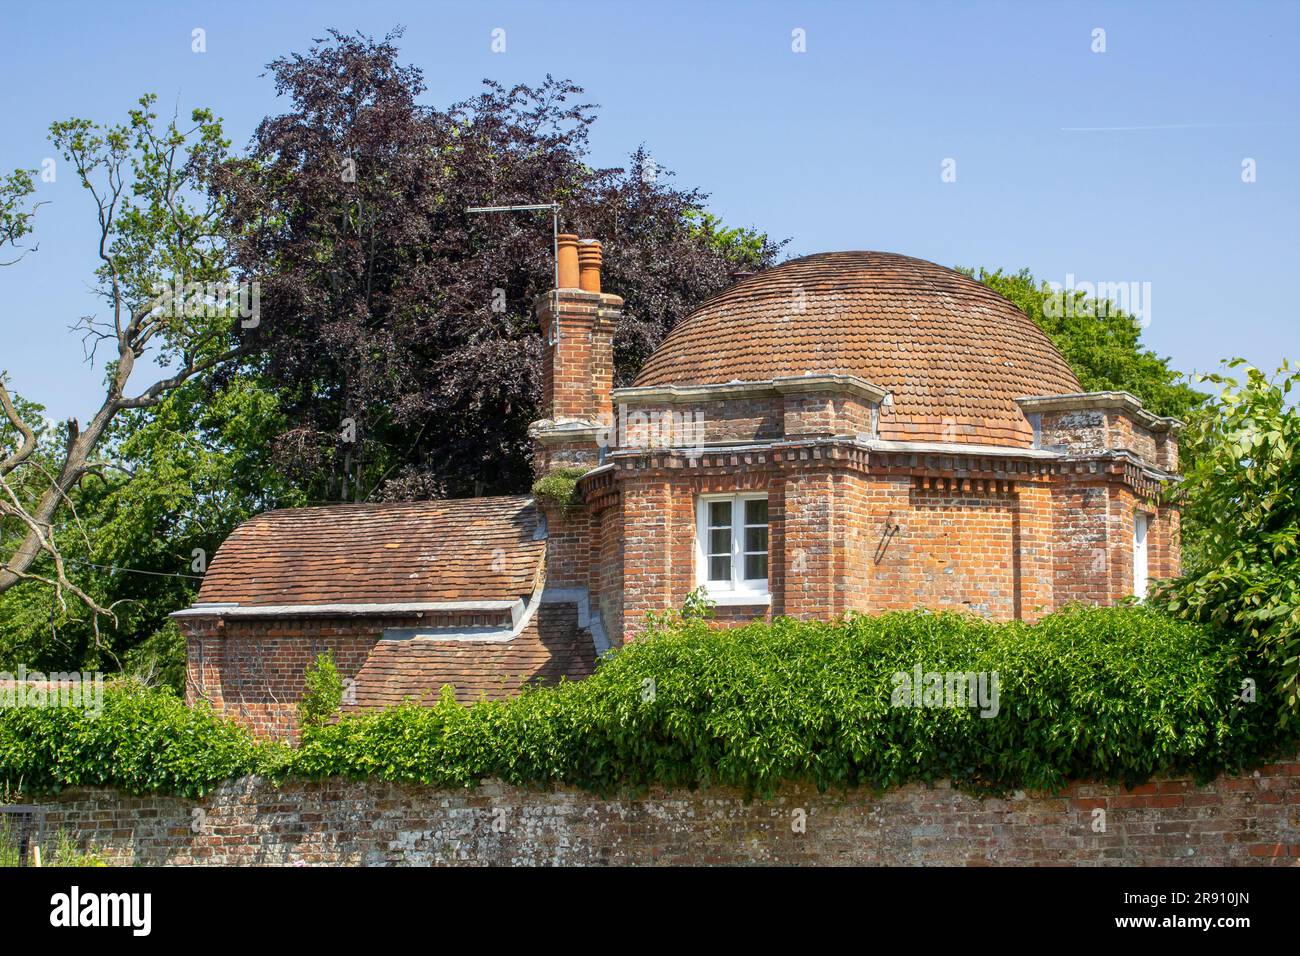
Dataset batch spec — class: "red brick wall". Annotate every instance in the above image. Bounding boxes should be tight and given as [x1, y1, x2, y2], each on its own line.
[185, 611, 507, 741]
[530, 436, 605, 474]
[36, 760, 1300, 865]
[1150, 505, 1182, 581]
[538, 502, 593, 588]
[185, 617, 387, 741]
[1015, 480, 1056, 619]
[782, 392, 876, 438]
[1049, 475, 1179, 606]
[619, 398, 782, 446]
[1051, 478, 1114, 606]
[1036, 405, 1179, 474]
[604, 461, 1121, 642]
[1110, 485, 1139, 598]
[616, 390, 876, 450]
[1111, 412, 1160, 464]
[619, 469, 779, 638]
[904, 485, 1018, 617]
[620, 476, 674, 637]
[781, 467, 840, 619]
[538, 290, 619, 423]
[1156, 431, 1179, 472]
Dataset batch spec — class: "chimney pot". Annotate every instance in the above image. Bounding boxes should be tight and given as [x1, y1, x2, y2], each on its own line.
[556, 234, 580, 289]
[577, 239, 603, 293]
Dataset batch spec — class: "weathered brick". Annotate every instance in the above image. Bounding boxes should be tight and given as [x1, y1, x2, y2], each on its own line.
[33, 760, 1299, 866]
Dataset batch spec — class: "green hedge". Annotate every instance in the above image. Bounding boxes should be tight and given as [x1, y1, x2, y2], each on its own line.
[0, 682, 282, 797]
[294, 606, 1292, 795]
[1, 607, 1294, 798]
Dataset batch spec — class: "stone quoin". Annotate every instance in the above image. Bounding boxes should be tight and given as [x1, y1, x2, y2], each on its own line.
[175, 246, 1182, 739]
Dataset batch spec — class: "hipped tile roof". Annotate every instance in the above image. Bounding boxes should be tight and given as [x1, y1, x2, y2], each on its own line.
[634, 252, 1082, 446]
[196, 495, 543, 607]
[347, 603, 596, 707]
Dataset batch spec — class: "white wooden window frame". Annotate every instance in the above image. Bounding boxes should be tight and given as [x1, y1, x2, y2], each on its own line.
[1133, 511, 1151, 599]
[695, 493, 770, 605]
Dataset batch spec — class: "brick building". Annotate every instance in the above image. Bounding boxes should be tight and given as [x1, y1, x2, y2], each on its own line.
[177, 240, 1182, 737]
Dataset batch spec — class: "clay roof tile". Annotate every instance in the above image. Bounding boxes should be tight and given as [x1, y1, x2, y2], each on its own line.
[634, 252, 1081, 446]
[196, 495, 542, 607]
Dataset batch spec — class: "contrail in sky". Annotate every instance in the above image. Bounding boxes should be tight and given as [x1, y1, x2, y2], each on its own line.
[1061, 122, 1292, 131]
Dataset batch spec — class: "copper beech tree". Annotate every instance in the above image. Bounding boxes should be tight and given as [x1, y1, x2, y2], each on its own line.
[0, 96, 250, 642]
[216, 30, 780, 502]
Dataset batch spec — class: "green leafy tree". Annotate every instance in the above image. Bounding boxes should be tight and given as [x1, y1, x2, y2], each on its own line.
[0, 371, 299, 673]
[0, 95, 252, 644]
[123, 621, 188, 695]
[1154, 360, 1300, 723]
[965, 267, 1206, 422]
[0, 168, 40, 265]
[685, 210, 773, 270]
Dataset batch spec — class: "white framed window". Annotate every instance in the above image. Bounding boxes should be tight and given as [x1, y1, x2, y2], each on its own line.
[695, 493, 769, 604]
[1133, 511, 1150, 599]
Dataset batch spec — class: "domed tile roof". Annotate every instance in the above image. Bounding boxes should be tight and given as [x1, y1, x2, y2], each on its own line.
[633, 252, 1082, 446]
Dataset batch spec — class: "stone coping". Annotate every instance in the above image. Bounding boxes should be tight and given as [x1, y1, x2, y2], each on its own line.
[1016, 391, 1184, 433]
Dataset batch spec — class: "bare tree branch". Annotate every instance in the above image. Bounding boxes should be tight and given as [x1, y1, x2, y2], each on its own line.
[0, 379, 37, 477]
[0, 96, 248, 646]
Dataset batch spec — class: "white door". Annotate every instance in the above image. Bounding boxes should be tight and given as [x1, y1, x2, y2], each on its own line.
[1133, 513, 1150, 599]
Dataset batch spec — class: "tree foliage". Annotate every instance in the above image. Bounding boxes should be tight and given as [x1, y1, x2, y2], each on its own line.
[0, 370, 297, 675]
[1154, 361, 1300, 723]
[0, 35, 779, 673]
[299, 650, 344, 729]
[0, 95, 251, 640]
[215, 30, 782, 502]
[966, 267, 1206, 422]
[0, 168, 40, 266]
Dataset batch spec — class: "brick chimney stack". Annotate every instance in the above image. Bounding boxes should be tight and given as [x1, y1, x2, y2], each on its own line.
[531, 235, 623, 475]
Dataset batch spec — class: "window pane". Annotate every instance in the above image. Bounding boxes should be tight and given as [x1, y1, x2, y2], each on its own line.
[744, 526, 768, 554]
[709, 555, 732, 582]
[709, 500, 733, 528]
[744, 553, 768, 581]
[744, 498, 768, 525]
[709, 527, 731, 556]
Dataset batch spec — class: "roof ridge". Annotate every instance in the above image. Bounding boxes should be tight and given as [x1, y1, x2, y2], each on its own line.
[251, 494, 535, 520]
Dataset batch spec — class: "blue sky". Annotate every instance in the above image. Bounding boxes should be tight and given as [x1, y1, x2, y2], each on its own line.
[2, 0, 1297, 420]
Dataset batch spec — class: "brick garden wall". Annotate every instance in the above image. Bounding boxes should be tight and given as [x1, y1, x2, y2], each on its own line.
[35, 761, 1300, 866]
